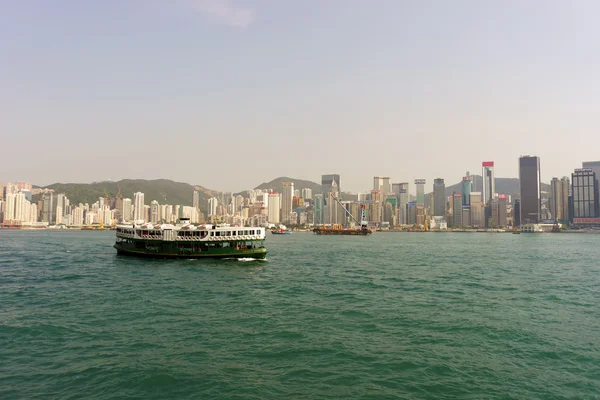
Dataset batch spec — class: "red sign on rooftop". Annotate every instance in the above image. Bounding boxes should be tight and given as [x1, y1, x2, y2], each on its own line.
[482, 161, 494, 167]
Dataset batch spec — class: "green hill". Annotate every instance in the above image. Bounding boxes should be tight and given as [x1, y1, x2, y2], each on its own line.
[254, 177, 323, 195]
[43, 179, 209, 212]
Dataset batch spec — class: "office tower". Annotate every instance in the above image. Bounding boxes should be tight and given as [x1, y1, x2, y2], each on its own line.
[301, 188, 312, 199]
[313, 194, 324, 224]
[582, 161, 600, 186]
[133, 192, 145, 222]
[514, 199, 521, 227]
[572, 168, 599, 220]
[452, 193, 462, 226]
[462, 206, 471, 227]
[462, 176, 472, 205]
[0, 182, 4, 201]
[280, 182, 294, 224]
[415, 179, 426, 205]
[482, 161, 495, 205]
[519, 156, 541, 224]
[268, 192, 280, 224]
[393, 182, 409, 225]
[150, 200, 160, 224]
[497, 194, 508, 227]
[322, 174, 341, 195]
[550, 177, 570, 222]
[433, 178, 446, 217]
[41, 193, 56, 223]
[374, 177, 392, 195]
[406, 202, 416, 225]
[193, 191, 200, 210]
[122, 198, 132, 222]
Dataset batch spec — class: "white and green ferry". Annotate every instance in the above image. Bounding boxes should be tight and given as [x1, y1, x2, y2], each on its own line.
[114, 219, 267, 259]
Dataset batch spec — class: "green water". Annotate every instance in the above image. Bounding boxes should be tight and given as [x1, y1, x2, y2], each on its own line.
[1, 230, 599, 399]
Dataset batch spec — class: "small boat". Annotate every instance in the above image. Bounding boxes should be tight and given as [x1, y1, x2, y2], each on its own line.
[271, 228, 292, 235]
[512, 231, 520, 234]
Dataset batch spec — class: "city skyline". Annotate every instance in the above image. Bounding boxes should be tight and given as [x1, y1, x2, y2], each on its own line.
[2, 1, 600, 192]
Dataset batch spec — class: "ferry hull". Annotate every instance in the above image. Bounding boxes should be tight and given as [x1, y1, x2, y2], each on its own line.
[114, 243, 267, 259]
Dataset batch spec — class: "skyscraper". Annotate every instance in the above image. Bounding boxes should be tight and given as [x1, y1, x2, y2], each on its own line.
[373, 177, 392, 195]
[133, 192, 145, 222]
[482, 161, 495, 205]
[452, 193, 462, 226]
[571, 168, 599, 221]
[322, 174, 340, 224]
[208, 197, 218, 218]
[281, 182, 294, 223]
[462, 176, 472, 205]
[393, 182, 409, 225]
[193, 191, 200, 210]
[415, 179, 426, 205]
[498, 194, 508, 227]
[267, 192, 280, 224]
[582, 161, 600, 186]
[122, 198, 132, 222]
[301, 188, 312, 199]
[470, 192, 483, 227]
[313, 194, 324, 224]
[519, 156, 541, 225]
[150, 200, 160, 223]
[433, 178, 446, 217]
[550, 177, 570, 223]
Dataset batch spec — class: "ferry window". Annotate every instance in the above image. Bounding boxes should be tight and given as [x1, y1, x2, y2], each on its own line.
[210, 231, 214, 236]
[232, 231, 236, 235]
[215, 231, 220, 237]
[251, 230, 255, 235]
[223, 242, 230, 247]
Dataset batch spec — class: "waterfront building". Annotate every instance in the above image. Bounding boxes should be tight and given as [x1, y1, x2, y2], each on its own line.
[498, 194, 508, 227]
[313, 194, 324, 224]
[452, 193, 462, 226]
[280, 182, 294, 224]
[301, 188, 312, 199]
[41, 193, 56, 224]
[462, 206, 471, 227]
[462, 176, 472, 205]
[416, 204, 425, 226]
[429, 216, 448, 230]
[490, 200, 499, 227]
[406, 202, 416, 225]
[268, 192, 280, 224]
[469, 192, 483, 227]
[550, 177, 570, 223]
[482, 162, 495, 205]
[519, 156, 541, 224]
[394, 182, 409, 225]
[133, 192, 145, 222]
[433, 178, 446, 217]
[415, 179, 426, 205]
[571, 168, 599, 226]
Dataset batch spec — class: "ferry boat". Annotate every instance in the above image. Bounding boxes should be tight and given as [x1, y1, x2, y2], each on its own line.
[114, 219, 267, 259]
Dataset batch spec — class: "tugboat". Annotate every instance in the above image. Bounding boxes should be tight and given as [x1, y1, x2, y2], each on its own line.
[313, 201, 372, 236]
[114, 218, 267, 259]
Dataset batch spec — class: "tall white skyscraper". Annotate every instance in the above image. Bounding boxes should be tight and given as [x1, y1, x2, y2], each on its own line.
[122, 198, 132, 222]
[281, 182, 294, 223]
[482, 161, 495, 205]
[208, 197, 219, 218]
[133, 192, 145, 222]
[150, 200, 160, 224]
[4, 193, 15, 221]
[193, 191, 200, 209]
[268, 193, 281, 224]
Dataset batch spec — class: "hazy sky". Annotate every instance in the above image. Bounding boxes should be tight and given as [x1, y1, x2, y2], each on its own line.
[2, 0, 599, 193]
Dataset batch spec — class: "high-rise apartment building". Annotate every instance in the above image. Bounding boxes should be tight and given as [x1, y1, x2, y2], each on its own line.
[550, 177, 570, 223]
[433, 178, 446, 217]
[133, 192, 145, 222]
[150, 200, 160, 224]
[122, 198, 132, 222]
[268, 192, 281, 224]
[193, 191, 200, 210]
[208, 197, 218, 218]
[280, 182, 294, 224]
[482, 162, 495, 205]
[415, 179, 426, 205]
[519, 156, 541, 224]
[301, 188, 312, 199]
